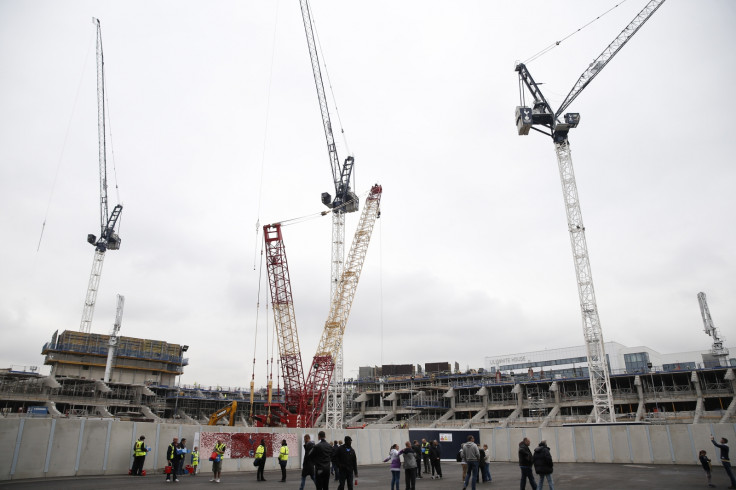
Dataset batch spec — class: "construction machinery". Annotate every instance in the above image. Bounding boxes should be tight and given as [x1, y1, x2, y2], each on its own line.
[103, 294, 124, 383]
[80, 18, 123, 334]
[515, 0, 666, 423]
[208, 401, 238, 426]
[257, 183, 383, 428]
[299, 0, 358, 429]
[698, 292, 729, 367]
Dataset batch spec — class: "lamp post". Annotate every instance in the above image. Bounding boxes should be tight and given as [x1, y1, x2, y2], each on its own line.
[173, 345, 189, 419]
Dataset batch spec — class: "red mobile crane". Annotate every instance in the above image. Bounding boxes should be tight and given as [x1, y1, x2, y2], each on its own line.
[254, 184, 382, 427]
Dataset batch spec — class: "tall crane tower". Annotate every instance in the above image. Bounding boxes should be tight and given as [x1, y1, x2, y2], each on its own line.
[103, 294, 125, 383]
[259, 184, 383, 427]
[515, 0, 666, 423]
[698, 292, 729, 366]
[80, 18, 123, 334]
[299, 0, 358, 428]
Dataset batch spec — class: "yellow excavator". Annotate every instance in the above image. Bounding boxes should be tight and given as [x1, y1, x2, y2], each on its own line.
[207, 401, 237, 426]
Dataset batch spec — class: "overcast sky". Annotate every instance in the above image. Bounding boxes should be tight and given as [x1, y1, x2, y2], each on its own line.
[1, 1, 734, 390]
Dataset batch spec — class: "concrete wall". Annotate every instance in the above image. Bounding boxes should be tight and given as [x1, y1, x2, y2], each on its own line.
[2, 420, 735, 481]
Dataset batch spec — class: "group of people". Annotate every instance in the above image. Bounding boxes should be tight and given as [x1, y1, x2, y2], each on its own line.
[457, 435, 492, 490]
[383, 438, 444, 490]
[700, 435, 736, 489]
[130, 430, 736, 488]
[251, 438, 290, 482]
[301, 431, 359, 490]
[518, 437, 554, 490]
[130, 435, 200, 481]
[165, 437, 199, 482]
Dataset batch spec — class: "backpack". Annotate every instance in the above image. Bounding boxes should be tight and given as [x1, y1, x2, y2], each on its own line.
[456, 448, 463, 462]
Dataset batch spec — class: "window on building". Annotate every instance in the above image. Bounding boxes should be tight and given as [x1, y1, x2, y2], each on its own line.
[624, 352, 650, 373]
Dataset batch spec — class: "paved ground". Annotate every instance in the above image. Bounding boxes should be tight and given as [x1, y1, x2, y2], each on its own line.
[1, 461, 719, 489]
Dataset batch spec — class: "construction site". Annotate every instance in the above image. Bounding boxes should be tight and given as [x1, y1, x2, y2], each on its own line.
[2, 0, 735, 484]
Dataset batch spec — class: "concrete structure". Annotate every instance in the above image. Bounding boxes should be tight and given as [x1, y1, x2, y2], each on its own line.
[346, 366, 736, 428]
[42, 330, 187, 386]
[2, 416, 734, 480]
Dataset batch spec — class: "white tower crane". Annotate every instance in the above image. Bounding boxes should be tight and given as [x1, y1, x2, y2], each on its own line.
[698, 292, 729, 366]
[299, 0, 358, 429]
[103, 294, 125, 383]
[80, 18, 123, 334]
[515, 0, 666, 423]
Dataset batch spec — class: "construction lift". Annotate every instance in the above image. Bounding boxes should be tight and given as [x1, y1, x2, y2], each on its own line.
[80, 18, 123, 334]
[515, 0, 666, 423]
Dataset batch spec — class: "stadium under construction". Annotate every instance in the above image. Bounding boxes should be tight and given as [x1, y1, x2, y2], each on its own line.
[2, 330, 735, 428]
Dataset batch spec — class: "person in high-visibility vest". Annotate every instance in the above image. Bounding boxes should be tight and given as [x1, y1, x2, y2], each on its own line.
[211, 439, 226, 483]
[255, 439, 267, 481]
[166, 437, 180, 483]
[278, 439, 290, 482]
[191, 446, 199, 476]
[131, 435, 148, 476]
[421, 439, 431, 474]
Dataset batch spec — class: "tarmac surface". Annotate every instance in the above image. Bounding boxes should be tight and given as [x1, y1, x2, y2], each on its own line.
[0, 461, 719, 489]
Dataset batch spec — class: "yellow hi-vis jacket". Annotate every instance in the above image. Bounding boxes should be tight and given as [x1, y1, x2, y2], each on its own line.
[134, 440, 147, 457]
[255, 444, 265, 459]
[192, 450, 199, 465]
[215, 442, 226, 455]
[421, 442, 430, 454]
[279, 445, 289, 461]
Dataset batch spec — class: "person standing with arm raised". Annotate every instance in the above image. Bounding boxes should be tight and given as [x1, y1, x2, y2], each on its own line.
[711, 435, 736, 489]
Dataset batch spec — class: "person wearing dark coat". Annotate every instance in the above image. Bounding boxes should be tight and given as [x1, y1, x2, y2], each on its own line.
[532, 440, 554, 490]
[412, 441, 423, 479]
[165, 437, 180, 482]
[131, 435, 148, 476]
[518, 438, 537, 490]
[711, 435, 736, 489]
[308, 431, 335, 490]
[428, 440, 443, 479]
[333, 436, 359, 490]
[300, 434, 316, 490]
[255, 439, 267, 481]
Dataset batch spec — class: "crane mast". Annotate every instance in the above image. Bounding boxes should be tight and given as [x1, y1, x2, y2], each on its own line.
[80, 18, 123, 334]
[515, 0, 666, 423]
[304, 184, 383, 427]
[263, 223, 306, 423]
[260, 184, 382, 427]
[698, 292, 728, 364]
[103, 294, 124, 383]
[299, 0, 357, 428]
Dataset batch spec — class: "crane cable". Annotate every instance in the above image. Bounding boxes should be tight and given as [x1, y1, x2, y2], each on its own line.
[523, 0, 630, 65]
[103, 64, 124, 237]
[253, 0, 281, 271]
[251, 246, 265, 389]
[250, 2, 280, 421]
[310, 3, 351, 157]
[268, 188, 369, 229]
[37, 31, 95, 252]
